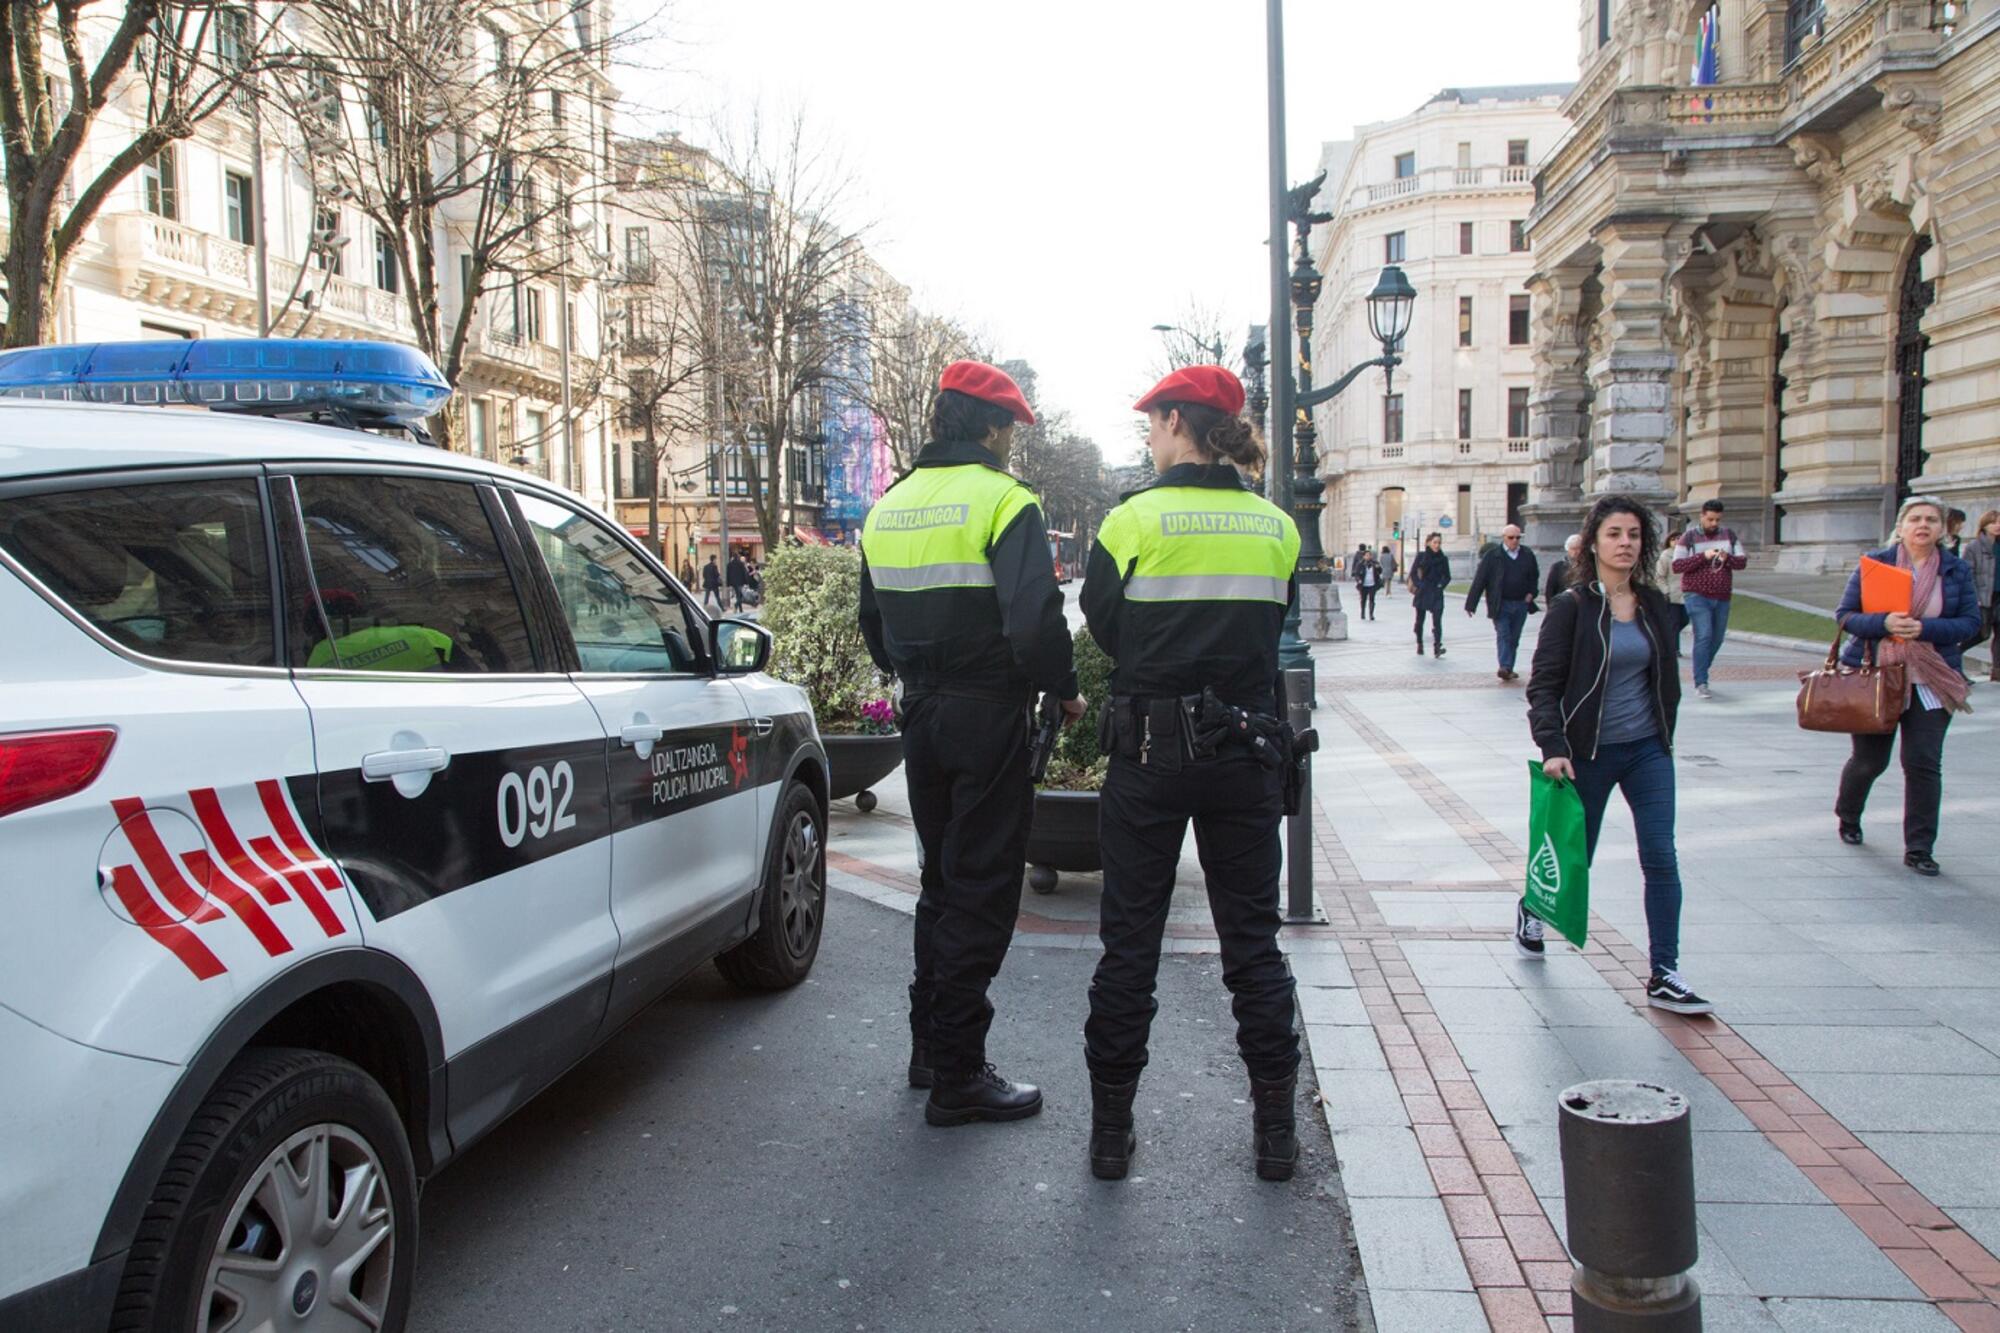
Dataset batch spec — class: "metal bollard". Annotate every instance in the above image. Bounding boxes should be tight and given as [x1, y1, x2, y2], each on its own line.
[1283, 667, 1316, 922]
[1558, 1080, 1702, 1331]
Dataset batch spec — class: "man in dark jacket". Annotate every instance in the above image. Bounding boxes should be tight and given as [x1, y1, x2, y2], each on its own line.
[1465, 524, 1540, 680]
[701, 555, 724, 612]
[725, 551, 750, 609]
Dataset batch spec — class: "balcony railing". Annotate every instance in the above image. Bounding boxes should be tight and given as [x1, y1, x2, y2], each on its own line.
[112, 213, 407, 334]
[1356, 162, 1539, 208]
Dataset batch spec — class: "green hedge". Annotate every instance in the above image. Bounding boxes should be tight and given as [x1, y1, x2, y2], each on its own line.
[759, 544, 889, 731]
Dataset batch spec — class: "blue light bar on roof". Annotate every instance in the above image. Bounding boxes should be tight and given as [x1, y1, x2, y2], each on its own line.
[0, 338, 453, 427]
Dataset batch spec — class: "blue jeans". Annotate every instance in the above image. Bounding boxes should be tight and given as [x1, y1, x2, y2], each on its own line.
[1685, 592, 1730, 687]
[1571, 735, 1682, 973]
[1494, 599, 1531, 672]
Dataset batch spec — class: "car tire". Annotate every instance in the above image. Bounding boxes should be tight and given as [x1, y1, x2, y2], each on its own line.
[111, 1047, 417, 1333]
[715, 781, 825, 991]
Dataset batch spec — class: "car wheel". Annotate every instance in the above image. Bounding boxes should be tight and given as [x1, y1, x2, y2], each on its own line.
[715, 781, 825, 990]
[111, 1048, 416, 1333]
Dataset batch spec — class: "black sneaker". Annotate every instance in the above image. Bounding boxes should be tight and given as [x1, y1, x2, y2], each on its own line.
[1647, 970, 1714, 1015]
[1904, 852, 1940, 877]
[1838, 823, 1863, 846]
[1514, 899, 1546, 959]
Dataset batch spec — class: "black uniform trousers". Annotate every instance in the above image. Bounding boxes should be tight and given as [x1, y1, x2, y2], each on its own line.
[901, 692, 1033, 1078]
[1085, 752, 1299, 1085]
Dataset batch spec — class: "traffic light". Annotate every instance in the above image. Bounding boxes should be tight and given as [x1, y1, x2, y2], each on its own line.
[1392, 523, 1402, 539]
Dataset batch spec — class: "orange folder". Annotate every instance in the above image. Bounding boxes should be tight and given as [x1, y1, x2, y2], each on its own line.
[1859, 556, 1913, 615]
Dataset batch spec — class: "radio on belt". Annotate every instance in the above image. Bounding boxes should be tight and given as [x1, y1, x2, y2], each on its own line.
[0, 336, 452, 439]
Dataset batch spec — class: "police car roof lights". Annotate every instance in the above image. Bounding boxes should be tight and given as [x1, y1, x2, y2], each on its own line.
[0, 337, 453, 438]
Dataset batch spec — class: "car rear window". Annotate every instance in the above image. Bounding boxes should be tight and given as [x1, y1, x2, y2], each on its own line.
[290, 473, 537, 673]
[0, 477, 276, 667]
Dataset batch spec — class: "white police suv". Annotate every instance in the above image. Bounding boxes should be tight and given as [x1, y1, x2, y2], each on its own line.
[0, 339, 829, 1332]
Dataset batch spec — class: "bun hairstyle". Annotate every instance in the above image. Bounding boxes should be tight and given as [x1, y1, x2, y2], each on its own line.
[1160, 400, 1267, 478]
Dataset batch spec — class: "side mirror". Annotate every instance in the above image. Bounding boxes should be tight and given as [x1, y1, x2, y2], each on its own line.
[710, 618, 771, 674]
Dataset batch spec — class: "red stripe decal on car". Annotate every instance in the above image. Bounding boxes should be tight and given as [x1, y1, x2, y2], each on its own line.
[109, 798, 223, 923]
[188, 788, 292, 908]
[179, 849, 293, 957]
[107, 865, 227, 980]
[257, 780, 346, 895]
[249, 834, 346, 938]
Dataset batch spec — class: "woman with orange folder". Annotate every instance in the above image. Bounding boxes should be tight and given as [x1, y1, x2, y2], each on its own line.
[1832, 496, 1981, 875]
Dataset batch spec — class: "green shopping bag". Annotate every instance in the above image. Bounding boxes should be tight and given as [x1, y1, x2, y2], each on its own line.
[1524, 761, 1590, 949]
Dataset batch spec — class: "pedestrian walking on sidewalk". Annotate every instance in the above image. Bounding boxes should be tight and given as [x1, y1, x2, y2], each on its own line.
[1081, 364, 1303, 1185]
[701, 555, 724, 613]
[859, 359, 1082, 1126]
[1409, 533, 1449, 656]
[1545, 534, 1580, 606]
[1832, 496, 1979, 877]
[1671, 500, 1748, 699]
[1523, 495, 1710, 1015]
[1970, 510, 1999, 682]
[1379, 541, 1399, 598]
[1354, 549, 1381, 620]
[1465, 524, 1539, 680]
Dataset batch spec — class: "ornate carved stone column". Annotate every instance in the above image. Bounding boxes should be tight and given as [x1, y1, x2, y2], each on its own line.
[1677, 233, 1785, 548]
[1521, 266, 1597, 548]
[1589, 218, 1679, 505]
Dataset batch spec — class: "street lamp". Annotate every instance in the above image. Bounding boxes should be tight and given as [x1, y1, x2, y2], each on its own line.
[1150, 322, 1225, 364]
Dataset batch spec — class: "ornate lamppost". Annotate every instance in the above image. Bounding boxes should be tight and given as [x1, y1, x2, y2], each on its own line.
[1243, 324, 1269, 451]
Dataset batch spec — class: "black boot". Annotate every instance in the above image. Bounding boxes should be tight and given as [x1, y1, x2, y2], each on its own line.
[925, 1064, 1043, 1126]
[1250, 1075, 1298, 1181]
[1415, 639, 1424, 655]
[908, 1039, 933, 1089]
[1089, 1077, 1139, 1180]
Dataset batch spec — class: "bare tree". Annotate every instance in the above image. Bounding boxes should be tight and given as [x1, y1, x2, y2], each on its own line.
[690, 113, 868, 551]
[868, 307, 979, 473]
[1150, 296, 1234, 374]
[268, 0, 620, 450]
[1, 1, 272, 346]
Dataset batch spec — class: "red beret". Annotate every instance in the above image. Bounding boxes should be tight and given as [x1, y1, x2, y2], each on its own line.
[1134, 365, 1246, 417]
[938, 360, 1035, 426]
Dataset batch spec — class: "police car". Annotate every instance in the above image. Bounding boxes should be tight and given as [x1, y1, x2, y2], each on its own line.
[0, 339, 829, 1332]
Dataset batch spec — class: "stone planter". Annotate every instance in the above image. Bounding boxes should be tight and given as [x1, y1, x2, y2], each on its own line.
[1025, 788, 1101, 893]
[823, 732, 903, 812]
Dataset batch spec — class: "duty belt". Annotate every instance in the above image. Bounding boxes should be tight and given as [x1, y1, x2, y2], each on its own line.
[1104, 687, 1319, 814]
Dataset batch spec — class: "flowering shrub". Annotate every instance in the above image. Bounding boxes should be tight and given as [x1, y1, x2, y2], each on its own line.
[760, 544, 892, 732]
[859, 698, 897, 735]
[1042, 625, 1112, 792]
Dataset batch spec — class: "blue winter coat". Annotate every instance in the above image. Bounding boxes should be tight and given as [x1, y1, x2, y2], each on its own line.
[1835, 545, 1981, 672]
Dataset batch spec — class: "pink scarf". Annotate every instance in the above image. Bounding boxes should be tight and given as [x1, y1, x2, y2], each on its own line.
[1881, 545, 1970, 713]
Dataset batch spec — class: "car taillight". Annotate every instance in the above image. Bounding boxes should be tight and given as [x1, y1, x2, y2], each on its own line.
[0, 728, 117, 819]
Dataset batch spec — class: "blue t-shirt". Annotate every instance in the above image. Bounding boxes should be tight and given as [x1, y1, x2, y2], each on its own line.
[1597, 617, 1658, 743]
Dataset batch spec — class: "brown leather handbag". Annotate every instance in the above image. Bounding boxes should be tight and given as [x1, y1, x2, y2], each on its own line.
[1796, 624, 1906, 735]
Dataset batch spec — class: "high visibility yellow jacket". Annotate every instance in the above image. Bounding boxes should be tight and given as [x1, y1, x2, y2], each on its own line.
[859, 438, 1076, 702]
[1081, 462, 1299, 713]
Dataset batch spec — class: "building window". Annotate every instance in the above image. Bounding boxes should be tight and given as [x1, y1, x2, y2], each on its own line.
[1509, 386, 1531, 437]
[1509, 220, 1528, 252]
[549, 90, 564, 125]
[1459, 221, 1475, 255]
[1785, 0, 1826, 63]
[1383, 394, 1404, 444]
[374, 229, 399, 293]
[141, 146, 178, 219]
[1458, 389, 1473, 439]
[525, 286, 545, 342]
[524, 408, 548, 461]
[1456, 142, 1472, 170]
[1393, 151, 1416, 179]
[488, 24, 510, 76]
[1508, 139, 1530, 167]
[1509, 295, 1531, 345]
[1385, 231, 1406, 263]
[467, 398, 490, 458]
[1459, 296, 1474, 347]
[624, 226, 652, 279]
[224, 170, 253, 244]
[1457, 484, 1473, 533]
[1599, 0, 1612, 46]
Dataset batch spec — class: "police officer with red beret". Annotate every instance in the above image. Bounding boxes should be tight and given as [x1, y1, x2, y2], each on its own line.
[859, 360, 1083, 1126]
[1080, 366, 1305, 1182]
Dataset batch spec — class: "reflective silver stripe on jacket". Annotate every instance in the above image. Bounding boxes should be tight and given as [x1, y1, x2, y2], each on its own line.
[870, 562, 996, 590]
[1125, 573, 1289, 602]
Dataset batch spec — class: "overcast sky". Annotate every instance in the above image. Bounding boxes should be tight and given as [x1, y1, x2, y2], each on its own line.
[628, 1, 1577, 458]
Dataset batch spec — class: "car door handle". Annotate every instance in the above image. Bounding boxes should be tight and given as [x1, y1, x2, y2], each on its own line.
[361, 747, 449, 781]
[620, 724, 666, 747]
[752, 717, 774, 737]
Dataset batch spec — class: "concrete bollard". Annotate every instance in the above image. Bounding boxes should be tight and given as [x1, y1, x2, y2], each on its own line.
[1558, 1079, 1702, 1331]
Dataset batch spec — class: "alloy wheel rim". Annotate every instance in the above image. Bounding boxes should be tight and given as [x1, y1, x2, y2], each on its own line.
[201, 1122, 395, 1332]
[778, 809, 823, 958]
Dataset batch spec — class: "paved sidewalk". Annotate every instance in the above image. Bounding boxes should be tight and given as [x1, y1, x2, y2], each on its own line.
[828, 590, 2000, 1331]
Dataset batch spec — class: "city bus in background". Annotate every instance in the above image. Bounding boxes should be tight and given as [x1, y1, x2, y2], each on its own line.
[1047, 529, 1081, 584]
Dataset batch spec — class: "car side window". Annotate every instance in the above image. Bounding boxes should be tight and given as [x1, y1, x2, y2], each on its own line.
[290, 473, 537, 673]
[514, 491, 703, 674]
[0, 477, 275, 666]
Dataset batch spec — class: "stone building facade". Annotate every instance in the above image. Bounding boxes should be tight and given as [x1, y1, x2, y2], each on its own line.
[1526, 0, 2000, 568]
[1310, 87, 1573, 566]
